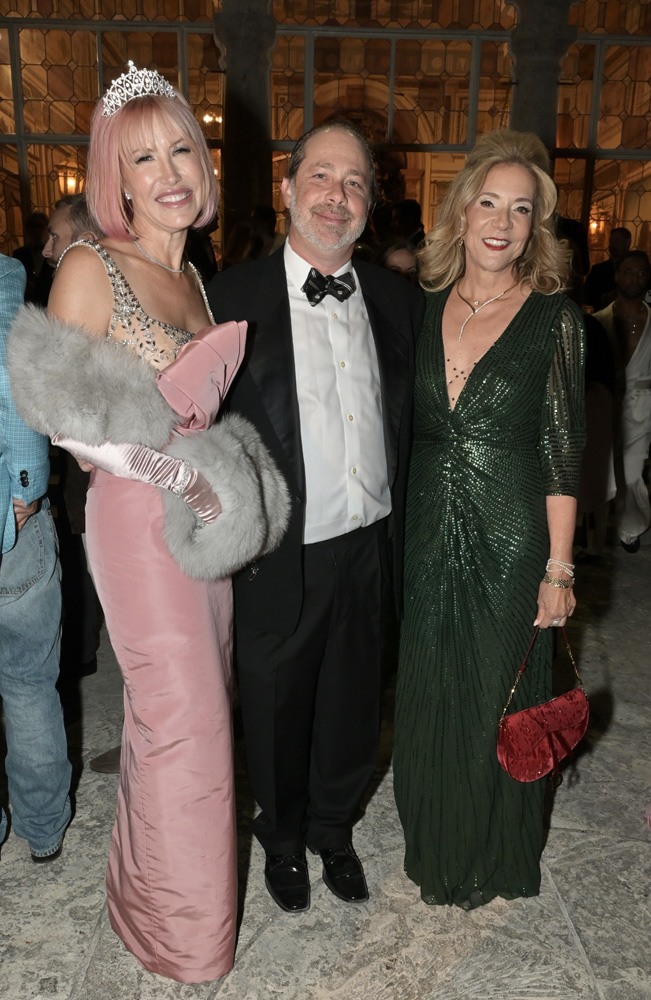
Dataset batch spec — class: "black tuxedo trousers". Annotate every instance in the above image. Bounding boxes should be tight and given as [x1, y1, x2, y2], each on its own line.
[236, 517, 392, 854]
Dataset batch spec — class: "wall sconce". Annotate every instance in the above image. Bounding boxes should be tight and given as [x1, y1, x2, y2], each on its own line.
[202, 113, 223, 124]
[57, 168, 84, 197]
[588, 210, 609, 245]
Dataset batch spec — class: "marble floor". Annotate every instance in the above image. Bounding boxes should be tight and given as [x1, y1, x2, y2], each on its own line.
[1, 537, 650, 1000]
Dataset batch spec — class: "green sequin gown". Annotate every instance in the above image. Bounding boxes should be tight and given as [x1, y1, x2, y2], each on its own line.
[394, 286, 585, 909]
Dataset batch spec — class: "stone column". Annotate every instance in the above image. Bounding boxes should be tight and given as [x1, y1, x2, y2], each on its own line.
[213, 0, 277, 241]
[507, 0, 577, 150]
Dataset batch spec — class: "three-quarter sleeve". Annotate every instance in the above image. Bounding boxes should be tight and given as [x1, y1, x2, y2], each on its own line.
[538, 299, 586, 496]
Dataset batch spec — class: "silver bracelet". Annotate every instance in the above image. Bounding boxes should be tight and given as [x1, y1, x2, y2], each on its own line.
[546, 558, 574, 578]
[169, 460, 192, 497]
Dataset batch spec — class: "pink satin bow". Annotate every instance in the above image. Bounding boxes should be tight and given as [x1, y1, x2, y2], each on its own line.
[156, 321, 247, 432]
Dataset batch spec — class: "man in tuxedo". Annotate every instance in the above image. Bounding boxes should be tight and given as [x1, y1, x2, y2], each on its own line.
[208, 121, 423, 912]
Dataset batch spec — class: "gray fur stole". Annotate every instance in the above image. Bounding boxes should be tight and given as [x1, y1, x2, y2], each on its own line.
[8, 304, 290, 580]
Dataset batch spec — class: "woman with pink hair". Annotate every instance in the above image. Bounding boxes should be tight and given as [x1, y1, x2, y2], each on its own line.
[10, 64, 288, 983]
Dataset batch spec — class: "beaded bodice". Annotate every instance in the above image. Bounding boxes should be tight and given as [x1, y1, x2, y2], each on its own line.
[62, 240, 213, 368]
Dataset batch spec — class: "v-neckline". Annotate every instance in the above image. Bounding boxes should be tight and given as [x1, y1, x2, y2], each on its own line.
[622, 303, 651, 371]
[437, 284, 538, 414]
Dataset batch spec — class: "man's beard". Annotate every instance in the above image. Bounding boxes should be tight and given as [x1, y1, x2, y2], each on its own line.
[289, 191, 366, 253]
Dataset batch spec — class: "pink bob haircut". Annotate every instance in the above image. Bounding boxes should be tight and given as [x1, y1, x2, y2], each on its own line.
[87, 89, 218, 241]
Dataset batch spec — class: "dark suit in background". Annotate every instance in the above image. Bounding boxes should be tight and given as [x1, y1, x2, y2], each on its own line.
[583, 257, 616, 312]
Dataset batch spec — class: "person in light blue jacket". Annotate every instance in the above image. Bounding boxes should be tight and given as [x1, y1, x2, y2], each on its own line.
[0, 251, 71, 862]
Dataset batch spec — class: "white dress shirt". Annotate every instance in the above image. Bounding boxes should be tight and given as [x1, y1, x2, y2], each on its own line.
[284, 240, 391, 544]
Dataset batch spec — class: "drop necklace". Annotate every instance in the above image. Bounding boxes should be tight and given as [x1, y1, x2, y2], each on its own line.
[134, 239, 185, 274]
[455, 280, 518, 341]
[613, 301, 648, 333]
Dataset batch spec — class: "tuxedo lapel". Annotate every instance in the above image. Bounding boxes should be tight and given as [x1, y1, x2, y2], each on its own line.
[242, 254, 305, 494]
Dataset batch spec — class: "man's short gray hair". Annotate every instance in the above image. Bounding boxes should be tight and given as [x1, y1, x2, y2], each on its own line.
[55, 193, 103, 241]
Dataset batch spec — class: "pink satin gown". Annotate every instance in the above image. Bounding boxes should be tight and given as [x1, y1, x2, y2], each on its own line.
[85, 322, 245, 984]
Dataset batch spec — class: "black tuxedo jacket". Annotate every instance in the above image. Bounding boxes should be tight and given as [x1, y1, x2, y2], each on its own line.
[207, 251, 424, 636]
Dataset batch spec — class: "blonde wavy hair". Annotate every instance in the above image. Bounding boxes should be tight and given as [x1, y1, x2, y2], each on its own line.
[418, 129, 572, 295]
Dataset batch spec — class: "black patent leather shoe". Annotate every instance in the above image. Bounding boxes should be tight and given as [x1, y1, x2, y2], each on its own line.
[317, 844, 369, 903]
[264, 852, 310, 912]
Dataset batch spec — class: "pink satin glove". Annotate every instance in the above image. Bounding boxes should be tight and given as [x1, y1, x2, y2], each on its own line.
[52, 434, 221, 524]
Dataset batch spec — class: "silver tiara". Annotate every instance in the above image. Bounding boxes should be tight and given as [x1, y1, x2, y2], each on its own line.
[101, 61, 176, 117]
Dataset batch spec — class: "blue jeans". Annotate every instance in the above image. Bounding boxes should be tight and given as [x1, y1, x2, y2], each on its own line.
[0, 501, 71, 856]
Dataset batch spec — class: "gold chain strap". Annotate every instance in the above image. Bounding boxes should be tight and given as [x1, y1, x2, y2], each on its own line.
[499, 627, 586, 724]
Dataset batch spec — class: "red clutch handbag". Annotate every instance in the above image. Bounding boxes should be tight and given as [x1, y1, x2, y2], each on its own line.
[497, 627, 589, 782]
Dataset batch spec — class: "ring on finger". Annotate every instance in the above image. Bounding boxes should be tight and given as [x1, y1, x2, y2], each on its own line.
[550, 618, 562, 626]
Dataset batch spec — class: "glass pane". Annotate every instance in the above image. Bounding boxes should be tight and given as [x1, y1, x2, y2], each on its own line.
[271, 35, 305, 141]
[27, 143, 88, 218]
[3, 0, 216, 21]
[101, 31, 180, 92]
[597, 45, 651, 151]
[553, 156, 587, 225]
[273, 0, 515, 29]
[569, 0, 651, 36]
[20, 28, 99, 135]
[394, 38, 471, 145]
[476, 39, 512, 137]
[589, 159, 651, 266]
[0, 29, 15, 134]
[372, 149, 465, 242]
[188, 33, 224, 141]
[416, 150, 466, 232]
[314, 37, 391, 138]
[556, 44, 595, 149]
[0, 145, 22, 255]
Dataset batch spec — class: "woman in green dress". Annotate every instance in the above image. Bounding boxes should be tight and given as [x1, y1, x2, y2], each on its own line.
[393, 130, 585, 910]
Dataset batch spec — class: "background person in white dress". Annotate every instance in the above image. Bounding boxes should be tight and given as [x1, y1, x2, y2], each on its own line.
[595, 250, 651, 552]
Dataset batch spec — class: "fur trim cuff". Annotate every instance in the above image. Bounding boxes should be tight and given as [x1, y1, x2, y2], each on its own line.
[163, 415, 290, 579]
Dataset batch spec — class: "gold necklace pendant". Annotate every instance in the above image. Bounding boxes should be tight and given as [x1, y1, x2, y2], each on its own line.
[456, 280, 518, 342]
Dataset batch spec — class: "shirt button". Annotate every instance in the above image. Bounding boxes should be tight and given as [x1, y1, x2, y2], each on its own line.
[340, 361, 346, 368]
[352, 514, 359, 520]
[348, 414, 354, 421]
[351, 467, 357, 475]
[333, 312, 338, 319]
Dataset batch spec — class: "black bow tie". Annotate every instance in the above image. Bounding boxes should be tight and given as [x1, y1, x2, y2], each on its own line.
[302, 267, 356, 306]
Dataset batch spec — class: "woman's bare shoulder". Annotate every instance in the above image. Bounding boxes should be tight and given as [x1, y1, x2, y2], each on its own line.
[48, 243, 113, 336]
